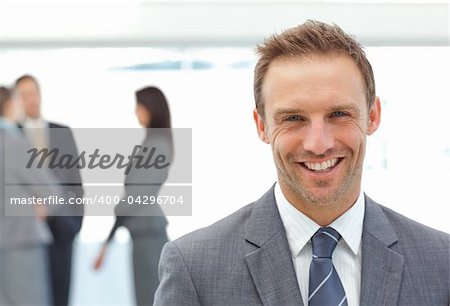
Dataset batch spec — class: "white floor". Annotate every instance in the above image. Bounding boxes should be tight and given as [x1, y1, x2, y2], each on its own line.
[70, 240, 135, 306]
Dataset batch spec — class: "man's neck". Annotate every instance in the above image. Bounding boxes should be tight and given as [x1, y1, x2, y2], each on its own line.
[279, 182, 360, 227]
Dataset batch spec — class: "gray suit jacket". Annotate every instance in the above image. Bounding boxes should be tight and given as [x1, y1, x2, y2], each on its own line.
[154, 186, 450, 305]
[0, 127, 62, 248]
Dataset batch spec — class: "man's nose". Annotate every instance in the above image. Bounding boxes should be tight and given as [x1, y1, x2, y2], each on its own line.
[302, 120, 334, 155]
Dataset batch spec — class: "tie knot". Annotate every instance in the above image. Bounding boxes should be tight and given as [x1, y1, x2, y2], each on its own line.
[311, 227, 341, 258]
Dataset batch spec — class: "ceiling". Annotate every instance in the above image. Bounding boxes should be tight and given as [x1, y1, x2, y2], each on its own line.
[0, 1, 448, 47]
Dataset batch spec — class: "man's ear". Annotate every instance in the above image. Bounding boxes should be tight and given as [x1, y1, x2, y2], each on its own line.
[367, 97, 381, 135]
[253, 108, 270, 144]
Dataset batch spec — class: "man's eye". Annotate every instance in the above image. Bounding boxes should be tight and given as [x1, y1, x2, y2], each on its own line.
[330, 111, 348, 118]
[285, 115, 304, 121]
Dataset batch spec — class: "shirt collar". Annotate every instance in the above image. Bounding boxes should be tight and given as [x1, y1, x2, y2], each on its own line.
[275, 182, 365, 257]
[23, 117, 46, 129]
[0, 118, 16, 129]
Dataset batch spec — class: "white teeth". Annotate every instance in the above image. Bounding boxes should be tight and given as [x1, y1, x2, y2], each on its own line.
[304, 158, 338, 172]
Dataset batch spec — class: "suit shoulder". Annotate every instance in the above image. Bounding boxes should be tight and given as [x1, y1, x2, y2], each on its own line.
[48, 121, 69, 129]
[379, 204, 449, 246]
[172, 202, 254, 251]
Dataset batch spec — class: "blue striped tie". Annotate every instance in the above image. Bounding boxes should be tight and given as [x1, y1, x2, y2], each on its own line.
[308, 227, 348, 306]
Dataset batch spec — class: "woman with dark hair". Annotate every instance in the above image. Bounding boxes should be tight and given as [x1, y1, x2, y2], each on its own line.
[93, 86, 173, 306]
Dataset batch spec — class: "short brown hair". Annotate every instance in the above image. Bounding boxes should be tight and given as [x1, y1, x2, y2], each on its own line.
[254, 20, 375, 117]
[14, 74, 40, 92]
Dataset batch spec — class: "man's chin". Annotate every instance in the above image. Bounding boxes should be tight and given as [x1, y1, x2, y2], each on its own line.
[294, 185, 344, 207]
[302, 195, 337, 207]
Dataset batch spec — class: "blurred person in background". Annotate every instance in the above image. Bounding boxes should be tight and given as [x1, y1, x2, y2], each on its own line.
[0, 86, 20, 130]
[0, 86, 61, 306]
[93, 86, 172, 306]
[14, 75, 84, 306]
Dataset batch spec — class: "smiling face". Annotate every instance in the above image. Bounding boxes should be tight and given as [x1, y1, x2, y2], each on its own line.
[254, 54, 380, 210]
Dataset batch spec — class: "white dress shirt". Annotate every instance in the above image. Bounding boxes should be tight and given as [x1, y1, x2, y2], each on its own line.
[22, 117, 49, 149]
[275, 182, 364, 306]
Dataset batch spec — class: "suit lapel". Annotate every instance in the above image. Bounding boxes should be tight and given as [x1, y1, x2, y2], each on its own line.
[47, 121, 55, 148]
[360, 195, 405, 305]
[244, 186, 303, 306]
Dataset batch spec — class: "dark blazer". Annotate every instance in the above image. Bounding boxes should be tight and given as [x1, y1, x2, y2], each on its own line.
[44, 122, 84, 306]
[155, 186, 450, 306]
[45, 122, 84, 241]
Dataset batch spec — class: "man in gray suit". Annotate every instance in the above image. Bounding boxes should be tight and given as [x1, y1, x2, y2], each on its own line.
[154, 20, 450, 305]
